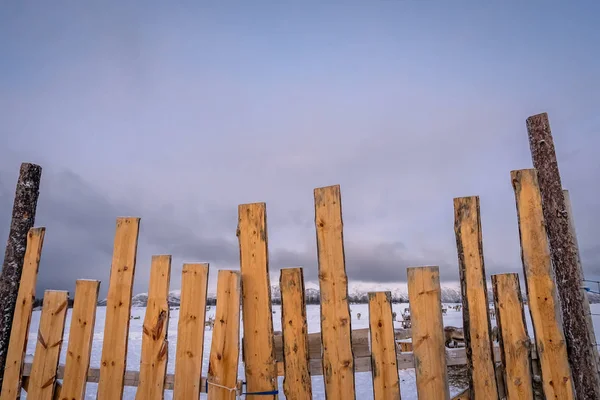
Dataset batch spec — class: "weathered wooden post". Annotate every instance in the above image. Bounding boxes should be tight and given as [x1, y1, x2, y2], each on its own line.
[526, 113, 600, 399]
[454, 196, 499, 399]
[511, 169, 574, 399]
[314, 185, 355, 400]
[0, 163, 42, 388]
[563, 189, 600, 373]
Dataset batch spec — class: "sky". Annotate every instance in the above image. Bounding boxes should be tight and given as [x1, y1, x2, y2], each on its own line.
[0, 2, 599, 299]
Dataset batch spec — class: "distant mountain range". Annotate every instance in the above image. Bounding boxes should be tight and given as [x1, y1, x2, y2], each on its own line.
[97, 284, 600, 307]
[98, 285, 465, 307]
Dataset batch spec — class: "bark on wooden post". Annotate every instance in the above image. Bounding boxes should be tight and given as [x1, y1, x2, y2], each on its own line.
[526, 113, 600, 399]
[563, 189, 600, 374]
[0, 163, 42, 388]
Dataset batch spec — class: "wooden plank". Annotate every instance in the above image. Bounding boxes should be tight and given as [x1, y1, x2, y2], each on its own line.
[314, 184, 355, 400]
[27, 290, 69, 400]
[451, 388, 470, 400]
[237, 203, 278, 398]
[368, 291, 401, 400]
[527, 113, 600, 399]
[21, 376, 61, 400]
[21, 343, 534, 389]
[454, 196, 499, 399]
[280, 268, 312, 400]
[61, 280, 100, 400]
[491, 273, 534, 400]
[207, 270, 241, 399]
[136, 255, 171, 400]
[97, 217, 141, 400]
[563, 189, 600, 373]
[511, 169, 575, 400]
[23, 363, 211, 391]
[173, 263, 209, 400]
[273, 328, 370, 362]
[0, 227, 45, 400]
[407, 266, 449, 399]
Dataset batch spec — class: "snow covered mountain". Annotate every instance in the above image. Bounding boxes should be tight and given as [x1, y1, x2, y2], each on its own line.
[100, 284, 464, 307]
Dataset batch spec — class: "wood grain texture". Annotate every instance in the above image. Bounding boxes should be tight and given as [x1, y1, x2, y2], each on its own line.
[0, 227, 45, 400]
[527, 113, 600, 399]
[454, 196, 499, 399]
[314, 185, 355, 400]
[0, 163, 42, 389]
[60, 280, 100, 400]
[492, 274, 534, 400]
[173, 263, 209, 400]
[97, 217, 140, 400]
[407, 266, 449, 400]
[563, 189, 600, 374]
[27, 290, 69, 400]
[207, 270, 241, 400]
[23, 362, 209, 391]
[368, 291, 401, 400]
[273, 328, 370, 362]
[237, 203, 278, 398]
[280, 268, 312, 400]
[136, 255, 171, 400]
[22, 375, 61, 399]
[511, 169, 574, 400]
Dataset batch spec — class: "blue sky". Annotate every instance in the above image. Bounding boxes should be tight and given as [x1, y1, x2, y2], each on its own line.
[1, 2, 599, 297]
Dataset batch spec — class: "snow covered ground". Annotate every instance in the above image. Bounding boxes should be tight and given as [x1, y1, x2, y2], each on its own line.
[21, 303, 600, 399]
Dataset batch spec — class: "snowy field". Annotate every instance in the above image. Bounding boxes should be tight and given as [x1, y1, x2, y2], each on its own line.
[22, 303, 600, 399]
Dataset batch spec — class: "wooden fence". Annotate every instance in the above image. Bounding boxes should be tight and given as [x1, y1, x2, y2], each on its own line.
[0, 169, 580, 399]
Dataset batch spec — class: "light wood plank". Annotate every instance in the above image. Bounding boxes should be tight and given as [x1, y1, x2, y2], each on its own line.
[280, 268, 312, 400]
[207, 270, 241, 400]
[22, 343, 538, 389]
[273, 328, 370, 362]
[368, 291, 401, 400]
[23, 363, 210, 391]
[454, 196, 499, 399]
[492, 273, 534, 400]
[61, 280, 100, 400]
[21, 376, 61, 400]
[173, 263, 209, 400]
[0, 227, 45, 400]
[407, 266, 449, 399]
[511, 169, 574, 400]
[136, 255, 171, 400]
[237, 203, 278, 398]
[314, 184, 355, 400]
[27, 290, 69, 400]
[97, 217, 141, 400]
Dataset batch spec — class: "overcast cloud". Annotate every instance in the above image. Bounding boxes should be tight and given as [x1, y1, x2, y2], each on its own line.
[1, 2, 599, 298]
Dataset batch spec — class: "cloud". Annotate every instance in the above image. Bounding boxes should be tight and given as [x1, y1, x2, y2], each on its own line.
[0, 2, 599, 298]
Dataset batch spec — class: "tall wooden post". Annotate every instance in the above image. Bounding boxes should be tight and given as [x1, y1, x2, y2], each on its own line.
[526, 113, 600, 399]
[0, 163, 42, 388]
[563, 189, 600, 373]
[454, 196, 499, 399]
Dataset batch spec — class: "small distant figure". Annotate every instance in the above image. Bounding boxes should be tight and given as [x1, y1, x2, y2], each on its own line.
[401, 307, 411, 329]
[205, 315, 215, 330]
[489, 308, 496, 319]
[357, 312, 362, 320]
[491, 325, 499, 342]
[392, 311, 397, 320]
[442, 307, 447, 316]
[444, 326, 465, 348]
